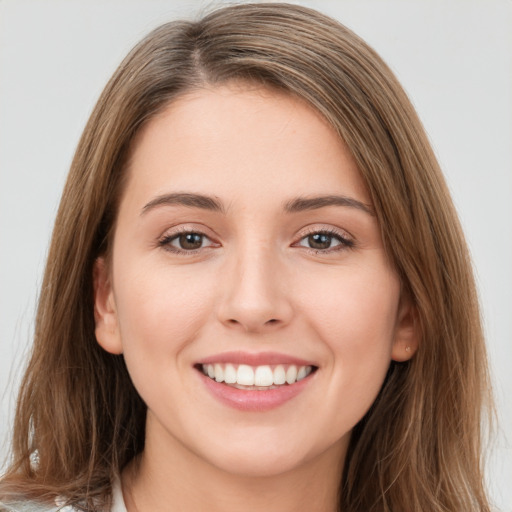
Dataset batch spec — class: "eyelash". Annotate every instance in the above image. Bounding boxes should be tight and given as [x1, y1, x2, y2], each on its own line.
[293, 228, 355, 254]
[157, 227, 217, 255]
[157, 227, 355, 255]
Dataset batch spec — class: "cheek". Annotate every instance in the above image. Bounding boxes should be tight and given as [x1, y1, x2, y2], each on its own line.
[297, 262, 400, 402]
[300, 261, 399, 338]
[112, 260, 216, 363]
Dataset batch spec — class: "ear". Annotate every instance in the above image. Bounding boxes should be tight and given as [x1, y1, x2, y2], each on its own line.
[93, 257, 123, 354]
[391, 293, 419, 362]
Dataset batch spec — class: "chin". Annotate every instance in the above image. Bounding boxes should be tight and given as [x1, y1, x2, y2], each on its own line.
[197, 430, 346, 479]
[209, 449, 310, 479]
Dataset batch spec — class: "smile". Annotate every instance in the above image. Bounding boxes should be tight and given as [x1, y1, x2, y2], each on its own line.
[200, 363, 314, 389]
[195, 352, 318, 411]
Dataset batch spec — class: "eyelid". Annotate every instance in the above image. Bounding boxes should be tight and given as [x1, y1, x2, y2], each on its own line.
[158, 222, 217, 240]
[157, 224, 220, 254]
[155, 223, 355, 255]
[296, 224, 354, 241]
[292, 225, 355, 252]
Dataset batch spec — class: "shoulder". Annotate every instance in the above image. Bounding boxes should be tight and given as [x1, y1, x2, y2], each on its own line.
[0, 496, 124, 512]
[0, 500, 70, 512]
[0, 478, 125, 512]
[0, 497, 97, 512]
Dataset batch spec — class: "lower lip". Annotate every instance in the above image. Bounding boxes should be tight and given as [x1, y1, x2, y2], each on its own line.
[198, 371, 313, 412]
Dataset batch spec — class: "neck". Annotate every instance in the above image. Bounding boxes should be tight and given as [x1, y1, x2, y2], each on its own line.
[122, 418, 346, 512]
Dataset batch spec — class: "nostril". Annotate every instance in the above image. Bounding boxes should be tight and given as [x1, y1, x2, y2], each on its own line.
[222, 315, 285, 332]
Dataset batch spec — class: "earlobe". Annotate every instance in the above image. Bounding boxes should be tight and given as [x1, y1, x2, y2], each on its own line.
[391, 295, 419, 362]
[93, 257, 123, 355]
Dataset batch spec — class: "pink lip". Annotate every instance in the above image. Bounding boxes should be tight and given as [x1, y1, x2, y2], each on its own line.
[198, 371, 314, 412]
[195, 351, 317, 412]
[197, 351, 315, 367]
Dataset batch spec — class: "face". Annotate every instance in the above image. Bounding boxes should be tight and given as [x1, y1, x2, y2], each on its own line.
[94, 84, 416, 478]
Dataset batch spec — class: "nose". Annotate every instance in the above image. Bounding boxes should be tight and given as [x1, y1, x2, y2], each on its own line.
[216, 248, 293, 333]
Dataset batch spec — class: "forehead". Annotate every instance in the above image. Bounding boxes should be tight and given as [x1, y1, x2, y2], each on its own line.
[121, 84, 370, 210]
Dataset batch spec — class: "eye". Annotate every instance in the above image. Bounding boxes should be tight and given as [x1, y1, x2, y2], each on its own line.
[295, 230, 354, 252]
[158, 230, 216, 253]
[173, 232, 206, 250]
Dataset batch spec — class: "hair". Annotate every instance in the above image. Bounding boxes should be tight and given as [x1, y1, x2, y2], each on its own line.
[0, 3, 492, 511]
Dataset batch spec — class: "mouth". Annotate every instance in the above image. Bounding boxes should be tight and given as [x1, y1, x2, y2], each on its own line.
[195, 363, 317, 390]
[194, 352, 318, 411]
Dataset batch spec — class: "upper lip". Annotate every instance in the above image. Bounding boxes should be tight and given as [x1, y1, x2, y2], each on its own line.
[197, 351, 317, 367]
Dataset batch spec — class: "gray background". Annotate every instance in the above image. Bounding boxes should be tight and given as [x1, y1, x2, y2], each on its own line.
[1, 0, 511, 509]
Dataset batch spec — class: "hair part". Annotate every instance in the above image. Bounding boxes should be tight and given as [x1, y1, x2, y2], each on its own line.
[0, 3, 492, 511]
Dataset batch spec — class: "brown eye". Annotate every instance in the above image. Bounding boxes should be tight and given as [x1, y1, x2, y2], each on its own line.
[159, 231, 215, 252]
[296, 230, 353, 252]
[307, 233, 333, 250]
[175, 233, 204, 250]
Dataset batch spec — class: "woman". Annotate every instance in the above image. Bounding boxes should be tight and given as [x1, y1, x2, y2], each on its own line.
[0, 3, 492, 511]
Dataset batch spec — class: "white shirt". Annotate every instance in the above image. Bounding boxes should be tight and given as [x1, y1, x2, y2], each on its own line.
[0, 479, 128, 512]
[110, 478, 128, 512]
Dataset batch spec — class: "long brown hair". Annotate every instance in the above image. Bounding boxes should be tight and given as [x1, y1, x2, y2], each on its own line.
[0, 3, 492, 511]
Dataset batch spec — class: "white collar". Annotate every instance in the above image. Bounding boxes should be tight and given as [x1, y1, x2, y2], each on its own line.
[111, 477, 128, 512]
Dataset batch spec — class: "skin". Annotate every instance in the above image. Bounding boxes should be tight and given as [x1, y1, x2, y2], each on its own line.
[94, 83, 417, 512]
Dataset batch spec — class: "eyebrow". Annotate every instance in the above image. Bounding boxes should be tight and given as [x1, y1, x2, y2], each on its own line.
[141, 192, 374, 216]
[284, 195, 374, 215]
[141, 193, 224, 215]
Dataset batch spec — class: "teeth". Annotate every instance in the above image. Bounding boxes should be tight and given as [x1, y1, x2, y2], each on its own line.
[297, 366, 307, 381]
[273, 365, 286, 385]
[237, 365, 255, 386]
[214, 364, 224, 382]
[224, 363, 237, 384]
[254, 366, 274, 386]
[201, 363, 313, 388]
[285, 365, 297, 384]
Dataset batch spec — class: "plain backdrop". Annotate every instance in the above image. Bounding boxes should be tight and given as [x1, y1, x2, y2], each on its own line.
[1, 0, 511, 509]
